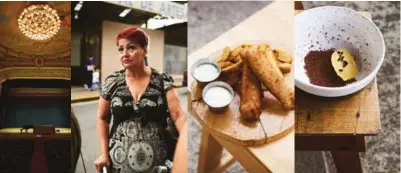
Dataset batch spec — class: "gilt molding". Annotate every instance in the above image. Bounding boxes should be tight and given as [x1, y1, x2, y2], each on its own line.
[0, 67, 70, 81]
[8, 88, 70, 97]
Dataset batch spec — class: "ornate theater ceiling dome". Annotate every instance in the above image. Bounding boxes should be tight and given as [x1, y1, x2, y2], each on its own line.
[17, 4, 61, 40]
[0, 2, 70, 67]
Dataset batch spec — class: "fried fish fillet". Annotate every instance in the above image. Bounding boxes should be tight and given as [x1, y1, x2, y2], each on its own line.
[246, 45, 294, 109]
[240, 60, 262, 121]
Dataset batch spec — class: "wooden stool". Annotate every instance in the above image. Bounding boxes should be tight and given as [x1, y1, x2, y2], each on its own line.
[188, 94, 294, 173]
[294, 10, 378, 173]
[199, 128, 294, 173]
[295, 79, 380, 173]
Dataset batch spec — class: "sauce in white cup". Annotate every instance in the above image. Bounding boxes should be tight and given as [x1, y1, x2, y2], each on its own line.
[203, 85, 233, 110]
[193, 64, 219, 82]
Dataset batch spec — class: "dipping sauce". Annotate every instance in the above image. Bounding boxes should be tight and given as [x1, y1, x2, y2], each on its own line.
[193, 64, 220, 82]
[204, 86, 233, 107]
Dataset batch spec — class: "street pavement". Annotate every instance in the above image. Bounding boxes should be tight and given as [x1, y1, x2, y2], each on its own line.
[73, 100, 100, 173]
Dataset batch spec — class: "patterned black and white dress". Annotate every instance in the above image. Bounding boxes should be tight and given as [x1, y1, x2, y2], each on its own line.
[101, 68, 174, 173]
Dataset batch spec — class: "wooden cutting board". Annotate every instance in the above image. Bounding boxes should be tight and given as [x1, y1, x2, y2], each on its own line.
[191, 65, 294, 146]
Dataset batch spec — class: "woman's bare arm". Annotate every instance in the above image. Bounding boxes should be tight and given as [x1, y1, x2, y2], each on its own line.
[97, 97, 111, 157]
[166, 88, 188, 173]
[171, 121, 187, 173]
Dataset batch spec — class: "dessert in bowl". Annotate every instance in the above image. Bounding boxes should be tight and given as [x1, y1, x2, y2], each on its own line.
[295, 6, 385, 97]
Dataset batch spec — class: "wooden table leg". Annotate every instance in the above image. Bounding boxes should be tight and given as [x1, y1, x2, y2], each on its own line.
[212, 133, 272, 173]
[331, 151, 363, 173]
[198, 128, 223, 173]
[211, 154, 236, 173]
[296, 135, 365, 173]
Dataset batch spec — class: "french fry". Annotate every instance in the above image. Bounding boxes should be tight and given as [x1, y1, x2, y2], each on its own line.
[277, 62, 292, 73]
[261, 85, 268, 91]
[221, 58, 243, 74]
[258, 44, 268, 55]
[233, 54, 242, 63]
[219, 61, 234, 69]
[240, 47, 248, 58]
[241, 44, 252, 48]
[216, 47, 231, 62]
[229, 45, 242, 61]
[217, 71, 241, 86]
[273, 49, 279, 59]
[274, 49, 292, 63]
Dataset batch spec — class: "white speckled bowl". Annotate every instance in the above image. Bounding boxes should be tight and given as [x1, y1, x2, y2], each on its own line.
[295, 6, 385, 97]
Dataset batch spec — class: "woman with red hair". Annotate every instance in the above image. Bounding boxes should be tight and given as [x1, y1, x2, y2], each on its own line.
[94, 27, 187, 173]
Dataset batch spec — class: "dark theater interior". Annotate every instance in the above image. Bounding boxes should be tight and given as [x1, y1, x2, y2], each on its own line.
[0, 2, 77, 173]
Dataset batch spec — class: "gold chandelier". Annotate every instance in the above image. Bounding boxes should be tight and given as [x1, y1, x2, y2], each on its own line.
[18, 4, 61, 41]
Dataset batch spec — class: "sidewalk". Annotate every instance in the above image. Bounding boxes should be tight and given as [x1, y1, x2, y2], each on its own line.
[71, 86, 100, 103]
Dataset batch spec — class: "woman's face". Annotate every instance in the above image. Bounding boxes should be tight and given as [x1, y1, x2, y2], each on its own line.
[117, 38, 147, 69]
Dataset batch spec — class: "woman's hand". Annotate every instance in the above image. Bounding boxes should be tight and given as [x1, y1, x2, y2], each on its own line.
[94, 153, 110, 173]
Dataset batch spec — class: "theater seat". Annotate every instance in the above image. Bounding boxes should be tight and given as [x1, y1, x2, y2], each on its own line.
[0, 140, 34, 173]
[44, 140, 71, 173]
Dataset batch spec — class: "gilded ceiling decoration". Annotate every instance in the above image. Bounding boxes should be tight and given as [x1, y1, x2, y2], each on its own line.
[0, 2, 70, 59]
[18, 4, 61, 40]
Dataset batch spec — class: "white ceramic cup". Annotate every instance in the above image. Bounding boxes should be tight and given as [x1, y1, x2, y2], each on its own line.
[295, 6, 385, 97]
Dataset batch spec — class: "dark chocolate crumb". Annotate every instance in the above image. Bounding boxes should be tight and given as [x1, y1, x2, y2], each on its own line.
[325, 32, 328, 35]
[366, 43, 369, 46]
[343, 60, 348, 67]
[339, 69, 343, 72]
[304, 49, 356, 87]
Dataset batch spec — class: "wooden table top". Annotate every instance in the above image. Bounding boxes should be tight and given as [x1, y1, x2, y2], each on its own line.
[295, 11, 381, 136]
[188, 2, 294, 172]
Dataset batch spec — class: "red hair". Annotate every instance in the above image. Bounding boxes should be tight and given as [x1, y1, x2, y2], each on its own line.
[116, 27, 148, 48]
